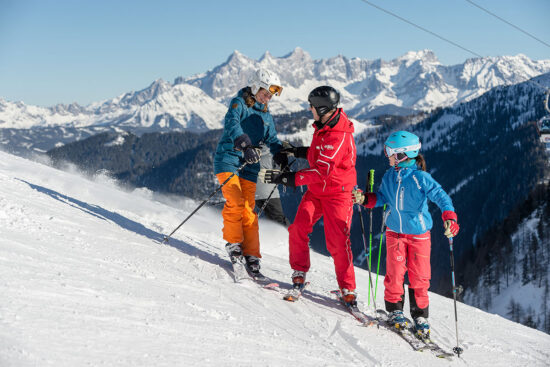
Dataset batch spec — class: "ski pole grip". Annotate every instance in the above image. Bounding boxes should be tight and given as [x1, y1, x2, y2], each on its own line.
[368, 169, 375, 193]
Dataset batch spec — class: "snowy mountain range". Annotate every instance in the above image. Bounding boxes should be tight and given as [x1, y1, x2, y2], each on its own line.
[1, 150, 550, 366]
[0, 81, 226, 132]
[1, 48, 550, 137]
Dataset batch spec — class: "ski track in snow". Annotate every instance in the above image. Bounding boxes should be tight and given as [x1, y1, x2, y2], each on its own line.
[0, 151, 549, 366]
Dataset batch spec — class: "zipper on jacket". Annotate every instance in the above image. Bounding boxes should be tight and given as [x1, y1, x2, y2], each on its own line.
[399, 187, 404, 210]
[395, 171, 403, 233]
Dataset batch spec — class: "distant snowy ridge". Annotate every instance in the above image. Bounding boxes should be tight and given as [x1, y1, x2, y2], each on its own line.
[1, 48, 549, 132]
[185, 48, 550, 116]
[0, 81, 226, 131]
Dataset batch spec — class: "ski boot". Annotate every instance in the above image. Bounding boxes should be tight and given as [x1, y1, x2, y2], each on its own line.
[283, 270, 308, 302]
[341, 288, 358, 306]
[291, 270, 307, 290]
[388, 310, 408, 330]
[413, 317, 430, 339]
[245, 255, 266, 280]
[225, 242, 243, 263]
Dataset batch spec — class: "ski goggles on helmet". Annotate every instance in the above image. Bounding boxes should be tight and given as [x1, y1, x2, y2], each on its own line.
[267, 84, 283, 96]
[384, 143, 421, 158]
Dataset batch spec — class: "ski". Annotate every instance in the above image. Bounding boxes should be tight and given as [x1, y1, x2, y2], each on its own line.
[228, 255, 279, 288]
[330, 290, 377, 326]
[408, 329, 454, 360]
[376, 310, 454, 359]
[283, 282, 310, 302]
[228, 254, 249, 283]
[376, 310, 432, 352]
[247, 271, 280, 289]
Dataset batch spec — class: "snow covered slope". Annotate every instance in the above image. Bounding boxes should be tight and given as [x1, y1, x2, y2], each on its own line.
[1, 151, 549, 366]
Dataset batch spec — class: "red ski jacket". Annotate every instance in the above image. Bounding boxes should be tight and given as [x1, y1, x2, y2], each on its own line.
[295, 109, 357, 196]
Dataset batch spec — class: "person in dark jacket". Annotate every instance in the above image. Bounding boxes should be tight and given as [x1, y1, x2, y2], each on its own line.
[261, 86, 359, 304]
[214, 68, 286, 277]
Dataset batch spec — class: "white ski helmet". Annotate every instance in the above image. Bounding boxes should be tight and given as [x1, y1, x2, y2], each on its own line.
[249, 68, 283, 96]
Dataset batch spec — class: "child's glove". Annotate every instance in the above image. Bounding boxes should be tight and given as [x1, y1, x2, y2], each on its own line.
[442, 210, 460, 238]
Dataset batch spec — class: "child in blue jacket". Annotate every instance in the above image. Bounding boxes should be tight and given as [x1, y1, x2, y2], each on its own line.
[352, 131, 459, 338]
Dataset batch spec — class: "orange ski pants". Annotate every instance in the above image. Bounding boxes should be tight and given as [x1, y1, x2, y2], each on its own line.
[216, 172, 260, 258]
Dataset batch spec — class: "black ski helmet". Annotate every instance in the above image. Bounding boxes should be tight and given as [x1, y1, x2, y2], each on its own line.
[308, 86, 340, 117]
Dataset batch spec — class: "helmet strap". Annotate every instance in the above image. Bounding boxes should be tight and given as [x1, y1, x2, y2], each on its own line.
[392, 152, 410, 169]
[314, 109, 339, 129]
[395, 152, 408, 163]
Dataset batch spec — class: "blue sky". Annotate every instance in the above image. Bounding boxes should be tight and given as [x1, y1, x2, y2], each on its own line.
[1, 0, 548, 106]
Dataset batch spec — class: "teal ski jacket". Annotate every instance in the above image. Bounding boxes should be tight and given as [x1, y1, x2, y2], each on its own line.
[214, 88, 282, 182]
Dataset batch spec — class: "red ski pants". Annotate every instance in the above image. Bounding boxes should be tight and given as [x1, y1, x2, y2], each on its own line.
[288, 190, 356, 290]
[384, 230, 431, 309]
[216, 173, 260, 258]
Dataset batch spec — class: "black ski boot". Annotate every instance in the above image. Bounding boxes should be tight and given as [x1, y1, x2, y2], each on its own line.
[245, 255, 266, 280]
[225, 242, 243, 263]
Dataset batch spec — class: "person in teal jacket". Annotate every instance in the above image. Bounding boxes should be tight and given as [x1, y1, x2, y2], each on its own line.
[214, 68, 285, 278]
[352, 131, 460, 339]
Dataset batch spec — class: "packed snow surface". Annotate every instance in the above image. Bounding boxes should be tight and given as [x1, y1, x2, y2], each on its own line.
[0, 151, 549, 366]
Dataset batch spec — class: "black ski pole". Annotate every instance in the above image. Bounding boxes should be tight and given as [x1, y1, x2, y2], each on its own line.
[256, 159, 295, 218]
[163, 162, 248, 244]
[449, 237, 464, 357]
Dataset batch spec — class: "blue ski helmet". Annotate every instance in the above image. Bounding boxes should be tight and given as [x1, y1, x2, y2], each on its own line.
[384, 131, 421, 158]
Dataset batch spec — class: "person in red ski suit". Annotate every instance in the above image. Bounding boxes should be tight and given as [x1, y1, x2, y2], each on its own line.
[260, 86, 358, 304]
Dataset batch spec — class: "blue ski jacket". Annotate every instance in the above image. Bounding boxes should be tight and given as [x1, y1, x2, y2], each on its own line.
[374, 164, 454, 235]
[214, 88, 282, 182]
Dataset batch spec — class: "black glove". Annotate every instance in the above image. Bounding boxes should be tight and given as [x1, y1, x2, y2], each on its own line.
[273, 151, 289, 168]
[243, 146, 261, 164]
[280, 146, 309, 159]
[234, 133, 252, 151]
[259, 169, 296, 188]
